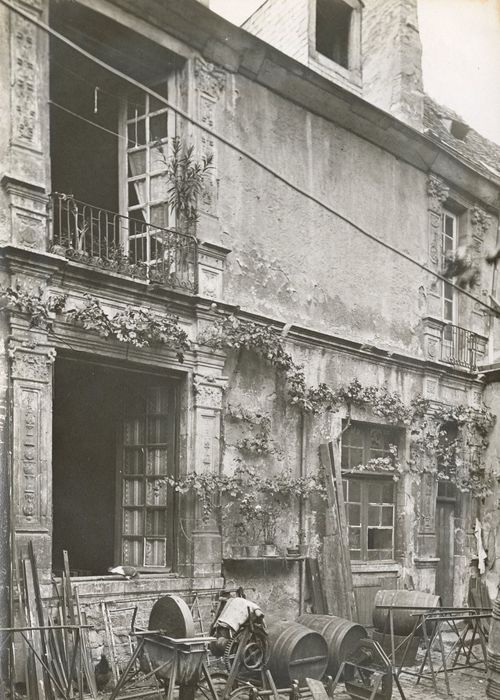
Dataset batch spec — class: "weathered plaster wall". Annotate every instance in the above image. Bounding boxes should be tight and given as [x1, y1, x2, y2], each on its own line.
[216, 71, 433, 356]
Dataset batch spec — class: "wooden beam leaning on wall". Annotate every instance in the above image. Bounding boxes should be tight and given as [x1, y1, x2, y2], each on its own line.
[319, 442, 357, 620]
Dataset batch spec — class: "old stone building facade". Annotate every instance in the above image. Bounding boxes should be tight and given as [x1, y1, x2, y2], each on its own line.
[1, 0, 500, 669]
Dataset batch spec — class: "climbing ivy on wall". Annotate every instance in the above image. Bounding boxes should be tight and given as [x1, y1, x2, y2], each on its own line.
[2, 287, 496, 497]
[202, 310, 496, 497]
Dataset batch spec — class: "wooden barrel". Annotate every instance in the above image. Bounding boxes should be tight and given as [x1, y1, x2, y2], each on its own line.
[372, 590, 441, 637]
[267, 621, 328, 686]
[297, 614, 367, 678]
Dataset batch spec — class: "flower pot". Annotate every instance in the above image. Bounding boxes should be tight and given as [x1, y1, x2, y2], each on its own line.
[287, 547, 300, 557]
[246, 545, 260, 558]
[261, 544, 278, 557]
[230, 544, 246, 558]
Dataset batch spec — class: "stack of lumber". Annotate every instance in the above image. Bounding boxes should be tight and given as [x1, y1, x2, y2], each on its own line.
[12, 543, 97, 699]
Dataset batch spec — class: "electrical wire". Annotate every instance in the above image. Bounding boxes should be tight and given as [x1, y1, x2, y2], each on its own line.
[49, 99, 134, 145]
[2, 0, 498, 315]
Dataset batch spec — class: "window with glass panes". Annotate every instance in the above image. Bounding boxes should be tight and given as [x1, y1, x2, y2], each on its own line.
[341, 421, 400, 469]
[342, 478, 395, 560]
[124, 80, 175, 265]
[118, 381, 177, 569]
[441, 210, 458, 323]
[341, 421, 398, 561]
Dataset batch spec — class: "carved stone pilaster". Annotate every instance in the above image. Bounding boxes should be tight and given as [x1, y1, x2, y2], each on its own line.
[427, 175, 449, 267]
[8, 340, 55, 578]
[10, 3, 43, 152]
[470, 205, 491, 257]
[191, 370, 227, 575]
[193, 57, 226, 217]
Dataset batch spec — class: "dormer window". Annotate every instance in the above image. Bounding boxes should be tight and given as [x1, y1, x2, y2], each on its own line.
[316, 0, 353, 68]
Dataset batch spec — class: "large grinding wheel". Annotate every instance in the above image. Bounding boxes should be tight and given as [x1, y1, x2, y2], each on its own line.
[148, 595, 196, 637]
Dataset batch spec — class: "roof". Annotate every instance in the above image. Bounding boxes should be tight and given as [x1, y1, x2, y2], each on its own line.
[424, 95, 500, 182]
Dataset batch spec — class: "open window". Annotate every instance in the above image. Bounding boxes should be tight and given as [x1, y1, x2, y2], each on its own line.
[52, 359, 179, 575]
[49, 1, 185, 279]
[315, 0, 355, 69]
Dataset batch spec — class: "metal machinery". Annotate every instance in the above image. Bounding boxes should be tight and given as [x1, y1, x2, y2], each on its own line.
[108, 591, 380, 700]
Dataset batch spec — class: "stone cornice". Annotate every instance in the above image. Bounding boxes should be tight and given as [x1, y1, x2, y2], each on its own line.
[0, 245, 484, 387]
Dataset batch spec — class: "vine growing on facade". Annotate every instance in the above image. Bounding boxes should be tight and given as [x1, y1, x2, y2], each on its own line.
[65, 294, 190, 360]
[200, 309, 496, 496]
[0, 285, 66, 329]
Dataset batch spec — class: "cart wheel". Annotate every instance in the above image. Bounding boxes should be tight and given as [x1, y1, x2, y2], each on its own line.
[196, 671, 230, 700]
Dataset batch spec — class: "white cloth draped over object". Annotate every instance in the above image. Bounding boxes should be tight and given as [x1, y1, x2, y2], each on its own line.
[216, 597, 264, 633]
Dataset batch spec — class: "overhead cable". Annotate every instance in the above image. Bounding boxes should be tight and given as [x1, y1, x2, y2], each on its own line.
[1, 0, 497, 315]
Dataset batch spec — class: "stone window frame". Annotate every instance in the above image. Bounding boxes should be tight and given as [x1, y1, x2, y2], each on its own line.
[308, 0, 363, 84]
[424, 175, 489, 366]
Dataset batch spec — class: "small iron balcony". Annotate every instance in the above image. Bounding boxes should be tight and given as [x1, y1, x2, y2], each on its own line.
[441, 323, 483, 372]
[49, 193, 197, 293]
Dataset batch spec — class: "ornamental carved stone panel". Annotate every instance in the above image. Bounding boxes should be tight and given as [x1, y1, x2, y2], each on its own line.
[9, 346, 56, 382]
[11, 12, 41, 151]
[193, 373, 227, 410]
[194, 58, 226, 217]
[427, 175, 449, 268]
[13, 385, 50, 530]
[1, 176, 49, 249]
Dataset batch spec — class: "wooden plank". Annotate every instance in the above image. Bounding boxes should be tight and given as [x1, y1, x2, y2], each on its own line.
[28, 542, 54, 700]
[23, 559, 46, 700]
[306, 678, 330, 700]
[306, 558, 326, 614]
[319, 442, 357, 620]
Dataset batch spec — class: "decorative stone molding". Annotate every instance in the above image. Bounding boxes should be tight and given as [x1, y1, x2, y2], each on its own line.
[423, 376, 439, 400]
[193, 373, 227, 410]
[2, 176, 49, 250]
[9, 345, 56, 383]
[193, 58, 226, 217]
[413, 557, 440, 569]
[198, 241, 231, 300]
[419, 472, 437, 534]
[421, 315, 445, 362]
[11, 10, 41, 151]
[427, 175, 449, 212]
[427, 175, 449, 267]
[194, 57, 226, 98]
[470, 205, 491, 239]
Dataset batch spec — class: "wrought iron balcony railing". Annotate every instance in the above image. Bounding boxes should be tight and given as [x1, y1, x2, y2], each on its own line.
[441, 323, 482, 372]
[49, 193, 197, 293]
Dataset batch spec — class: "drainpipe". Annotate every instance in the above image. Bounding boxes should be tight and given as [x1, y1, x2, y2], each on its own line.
[0, 374, 11, 687]
[298, 411, 306, 614]
[487, 218, 500, 364]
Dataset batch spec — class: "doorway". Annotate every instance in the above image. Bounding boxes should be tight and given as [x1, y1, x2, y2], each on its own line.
[52, 358, 178, 575]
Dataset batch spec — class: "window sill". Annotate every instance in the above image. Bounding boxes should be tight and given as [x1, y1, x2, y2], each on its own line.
[351, 561, 399, 574]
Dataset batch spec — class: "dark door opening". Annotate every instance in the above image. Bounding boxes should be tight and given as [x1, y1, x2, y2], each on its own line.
[52, 359, 178, 576]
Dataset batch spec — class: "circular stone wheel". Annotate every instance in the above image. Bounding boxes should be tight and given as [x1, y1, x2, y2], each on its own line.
[148, 595, 196, 638]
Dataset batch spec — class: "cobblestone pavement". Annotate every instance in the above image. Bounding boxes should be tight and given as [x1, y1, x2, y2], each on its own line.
[331, 668, 488, 699]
